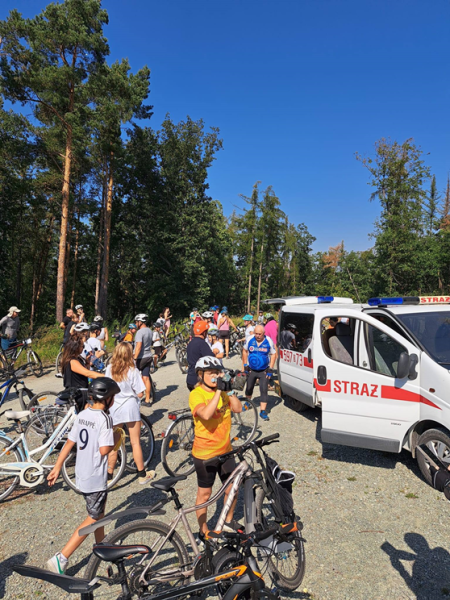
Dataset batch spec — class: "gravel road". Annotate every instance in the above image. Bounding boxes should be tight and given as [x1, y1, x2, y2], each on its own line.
[1, 357, 450, 600]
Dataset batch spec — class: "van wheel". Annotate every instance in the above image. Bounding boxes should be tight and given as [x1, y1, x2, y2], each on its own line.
[284, 395, 310, 413]
[416, 428, 450, 485]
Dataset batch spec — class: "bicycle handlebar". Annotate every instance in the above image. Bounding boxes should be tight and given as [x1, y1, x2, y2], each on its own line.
[204, 433, 280, 467]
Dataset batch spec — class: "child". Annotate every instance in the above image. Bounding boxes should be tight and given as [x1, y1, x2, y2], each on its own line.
[85, 322, 105, 370]
[46, 377, 122, 574]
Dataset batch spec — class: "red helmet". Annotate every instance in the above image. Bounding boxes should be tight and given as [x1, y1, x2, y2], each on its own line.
[193, 321, 209, 335]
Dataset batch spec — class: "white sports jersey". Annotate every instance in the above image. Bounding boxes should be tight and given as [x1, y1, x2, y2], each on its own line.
[212, 341, 224, 355]
[68, 407, 114, 493]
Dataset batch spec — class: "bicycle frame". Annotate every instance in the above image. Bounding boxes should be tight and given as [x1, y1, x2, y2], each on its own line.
[0, 376, 19, 409]
[0, 406, 76, 487]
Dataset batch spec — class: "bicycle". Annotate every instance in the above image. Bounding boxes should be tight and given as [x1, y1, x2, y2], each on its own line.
[161, 397, 258, 477]
[78, 433, 304, 596]
[0, 366, 35, 412]
[13, 527, 286, 600]
[0, 401, 127, 502]
[0, 336, 43, 378]
[54, 342, 64, 378]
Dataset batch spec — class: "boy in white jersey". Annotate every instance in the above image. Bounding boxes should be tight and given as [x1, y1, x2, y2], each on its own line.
[46, 377, 122, 574]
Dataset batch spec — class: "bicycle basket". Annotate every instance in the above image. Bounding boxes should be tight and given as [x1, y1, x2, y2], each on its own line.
[232, 371, 248, 391]
[264, 451, 296, 520]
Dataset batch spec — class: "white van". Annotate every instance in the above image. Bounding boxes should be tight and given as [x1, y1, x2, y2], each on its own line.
[270, 295, 450, 484]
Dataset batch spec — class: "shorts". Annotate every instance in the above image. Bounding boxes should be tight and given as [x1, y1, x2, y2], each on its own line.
[136, 357, 152, 378]
[219, 330, 230, 340]
[154, 346, 163, 357]
[83, 490, 108, 519]
[245, 369, 269, 404]
[193, 455, 236, 488]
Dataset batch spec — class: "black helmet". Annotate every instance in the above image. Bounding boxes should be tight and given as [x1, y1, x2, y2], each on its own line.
[89, 322, 101, 332]
[89, 377, 120, 402]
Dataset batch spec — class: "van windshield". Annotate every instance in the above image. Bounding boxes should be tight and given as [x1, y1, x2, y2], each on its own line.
[396, 311, 450, 366]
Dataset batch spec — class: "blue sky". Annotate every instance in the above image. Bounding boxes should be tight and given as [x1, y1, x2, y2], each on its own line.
[3, 0, 450, 251]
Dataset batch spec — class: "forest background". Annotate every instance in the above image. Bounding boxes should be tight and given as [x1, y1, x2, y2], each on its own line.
[1, 0, 450, 333]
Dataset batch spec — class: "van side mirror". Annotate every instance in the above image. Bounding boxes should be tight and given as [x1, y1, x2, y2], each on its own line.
[397, 352, 410, 379]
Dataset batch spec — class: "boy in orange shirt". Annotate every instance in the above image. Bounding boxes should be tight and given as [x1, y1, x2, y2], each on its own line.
[189, 356, 242, 538]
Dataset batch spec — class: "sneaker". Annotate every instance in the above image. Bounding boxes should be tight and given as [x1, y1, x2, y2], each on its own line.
[141, 401, 152, 408]
[138, 470, 156, 484]
[259, 410, 270, 422]
[46, 552, 68, 574]
[223, 519, 245, 533]
[55, 372, 63, 378]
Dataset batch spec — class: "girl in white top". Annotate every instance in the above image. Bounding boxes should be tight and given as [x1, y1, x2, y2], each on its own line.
[207, 326, 224, 360]
[105, 343, 155, 484]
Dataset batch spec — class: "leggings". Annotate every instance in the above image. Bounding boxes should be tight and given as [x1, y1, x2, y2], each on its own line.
[245, 369, 269, 404]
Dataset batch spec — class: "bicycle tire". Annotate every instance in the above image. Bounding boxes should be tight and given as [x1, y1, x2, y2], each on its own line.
[55, 348, 63, 375]
[177, 349, 188, 374]
[254, 486, 305, 591]
[0, 436, 21, 501]
[27, 349, 43, 377]
[22, 390, 59, 411]
[18, 387, 35, 411]
[230, 399, 258, 448]
[61, 442, 127, 494]
[161, 414, 195, 477]
[125, 414, 155, 473]
[23, 408, 67, 460]
[83, 519, 190, 598]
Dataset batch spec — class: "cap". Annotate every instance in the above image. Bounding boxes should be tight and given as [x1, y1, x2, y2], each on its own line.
[9, 306, 21, 314]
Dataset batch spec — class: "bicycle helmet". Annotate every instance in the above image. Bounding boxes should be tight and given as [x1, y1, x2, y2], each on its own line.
[220, 309, 228, 315]
[202, 311, 214, 319]
[153, 322, 162, 328]
[75, 304, 83, 310]
[208, 326, 219, 336]
[89, 377, 120, 402]
[193, 320, 209, 335]
[264, 313, 273, 320]
[93, 315, 104, 323]
[73, 322, 90, 332]
[89, 322, 101, 332]
[286, 323, 296, 331]
[128, 323, 137, 329]
[134, 313, 148, 322]
[221, 306, 228, 311]
[195, 356, 224, 372]
[242, 314, 253, 321]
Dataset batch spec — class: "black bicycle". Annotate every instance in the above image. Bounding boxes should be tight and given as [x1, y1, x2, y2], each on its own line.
[0, 336, 43, 379]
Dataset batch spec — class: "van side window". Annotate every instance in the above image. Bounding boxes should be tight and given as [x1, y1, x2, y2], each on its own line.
[279, 313, 314, 351]
[370, 314, 405, 337]
[321, 317, 355, 365]
[365, 323, 407, 377]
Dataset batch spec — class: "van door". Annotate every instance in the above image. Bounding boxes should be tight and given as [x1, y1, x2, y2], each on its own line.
[278, 310, 315, 407]
[313, 310, 428, 453]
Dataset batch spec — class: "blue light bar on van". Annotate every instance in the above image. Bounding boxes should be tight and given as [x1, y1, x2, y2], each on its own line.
[317, 296, 334, 303]
[368, 297, 420, 306]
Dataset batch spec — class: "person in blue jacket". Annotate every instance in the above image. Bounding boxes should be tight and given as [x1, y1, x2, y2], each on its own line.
[242, 324, 277, 422]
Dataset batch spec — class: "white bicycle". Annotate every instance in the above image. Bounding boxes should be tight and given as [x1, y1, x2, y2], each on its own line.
[0, 405, 126, 502]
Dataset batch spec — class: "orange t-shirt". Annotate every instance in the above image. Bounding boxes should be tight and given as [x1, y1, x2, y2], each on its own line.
[189, 387, 232, 460]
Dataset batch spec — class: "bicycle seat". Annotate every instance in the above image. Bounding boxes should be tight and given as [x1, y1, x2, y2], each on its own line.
[92, 544, 150, 563]
[151, 474, 187, 492]
[5, 410, 30, 420]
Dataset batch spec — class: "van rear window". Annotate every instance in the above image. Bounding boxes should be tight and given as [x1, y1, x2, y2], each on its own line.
[279, 313, 314, 351]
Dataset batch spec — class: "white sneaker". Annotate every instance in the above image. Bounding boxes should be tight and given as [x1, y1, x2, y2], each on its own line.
[138, 470, 156, 485]
[46, 552, 68, 574]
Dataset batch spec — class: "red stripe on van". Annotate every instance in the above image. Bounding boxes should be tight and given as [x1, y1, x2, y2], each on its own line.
[314, 378, 331, 392]
[381, 386, 441, 410]
[303, 356, 313, 369]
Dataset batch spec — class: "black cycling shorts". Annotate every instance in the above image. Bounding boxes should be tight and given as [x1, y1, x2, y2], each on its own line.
[193, 455, 236, 489]
[219, 331, 230, 340]
[245, 369, 269, 404]
[83, 490, 108, 520]
[136, 357, 152, 378]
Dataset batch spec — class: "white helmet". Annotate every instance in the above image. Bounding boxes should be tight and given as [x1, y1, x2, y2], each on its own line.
[208, 326, 219, 336]
[195, 356, 224, 372]
[202, 311, 214, 319]
[73, 322, 90, 332]
[134, 313, 148, 323]
[93, 315, 104, 322]
[75, 304, 83, 310]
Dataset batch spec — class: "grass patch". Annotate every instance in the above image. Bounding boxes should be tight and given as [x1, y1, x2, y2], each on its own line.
[307, 451, 318, 456]
[405, 492, 418, 499]
[347, 476, 357, 481]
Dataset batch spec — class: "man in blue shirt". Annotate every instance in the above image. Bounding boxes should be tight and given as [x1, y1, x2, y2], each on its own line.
[242, 324, 277, 421]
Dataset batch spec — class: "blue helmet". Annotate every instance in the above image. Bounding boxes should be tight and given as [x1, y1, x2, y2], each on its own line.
[128, 323, 137, 329]
[243, 314, 253, 321]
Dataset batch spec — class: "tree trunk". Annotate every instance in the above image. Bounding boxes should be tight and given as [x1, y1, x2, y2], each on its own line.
[256, 242, 263, 316]
[247, 234, 254, 313]
[70, 206, 80, 309]
[99, 152, 114, 317]
[56, 131, 72, 322]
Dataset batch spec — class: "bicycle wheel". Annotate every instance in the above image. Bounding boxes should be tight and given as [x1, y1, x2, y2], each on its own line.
[177, 349, 188, 374]
[55, 348, 63, 376]
[27, 349, 43, 377]
[0, 437, 21, 501]
[161, 414, 195, 477]
[61, 442, 126, 494]
[125, 414, 155, 473]
[84, 519, 189, 598]
[22, 390, 59, 411]
[18, 387, 35, 411]
[254, 486, 305, 591]
[230, 399, 258, 448]
[23, 408, 67, 463]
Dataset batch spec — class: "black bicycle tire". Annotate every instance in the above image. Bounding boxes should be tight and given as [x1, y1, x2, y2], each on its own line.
[25, 390, 59, 411]
[61, 442, 127, 494]
[18, 387, 35, 411]
[177, 349, 188, 374]
[83, 519, 190, 598]
[27, 349, 43, 377]
[161, 414, 195, 477]
[0, 437, 21, 501]
[125, 414, 155, 473]
[55, 348, 63, 374]
[254, 486, 305, 591]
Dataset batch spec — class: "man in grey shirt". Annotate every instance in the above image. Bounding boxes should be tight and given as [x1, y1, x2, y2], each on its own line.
[133, 313, 153, 406]
[0, 306, 21, 351]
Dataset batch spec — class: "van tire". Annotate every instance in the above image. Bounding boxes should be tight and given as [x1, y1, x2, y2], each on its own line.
[416, 427, 450, 485]
[284, 395, 310, 413]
